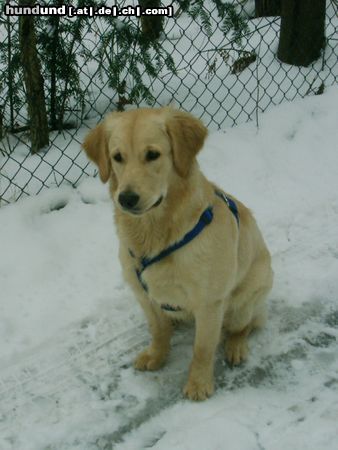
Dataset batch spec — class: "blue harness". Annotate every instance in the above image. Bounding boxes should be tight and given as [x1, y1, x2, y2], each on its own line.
[129, 190, 239, 312]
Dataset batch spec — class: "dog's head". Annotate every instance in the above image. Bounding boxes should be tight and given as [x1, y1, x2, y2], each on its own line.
[82, 108, 207, 216]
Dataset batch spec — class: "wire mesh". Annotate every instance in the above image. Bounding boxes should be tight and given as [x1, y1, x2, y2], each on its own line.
[0, 0, 337, 205]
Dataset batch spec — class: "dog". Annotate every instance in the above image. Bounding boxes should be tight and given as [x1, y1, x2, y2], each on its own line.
[82, 107, 273, 401]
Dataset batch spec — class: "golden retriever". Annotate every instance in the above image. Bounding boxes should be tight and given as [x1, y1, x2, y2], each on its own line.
[82, 108, 273, 401]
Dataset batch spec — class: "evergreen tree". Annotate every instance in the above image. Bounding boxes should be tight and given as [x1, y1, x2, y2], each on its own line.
[0, 0, 252, 147]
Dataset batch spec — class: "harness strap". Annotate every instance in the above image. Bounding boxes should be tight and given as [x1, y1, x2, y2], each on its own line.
[140, 207, 213, 271]
[129, 190, 240, 311]
[215, 190, 240, 226]
[133, 207, 214, 294]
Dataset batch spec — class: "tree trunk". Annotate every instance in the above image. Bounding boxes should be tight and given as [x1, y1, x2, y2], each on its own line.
[49, 15, 60, 131]
[139, 0, 163, 42]
[19, 0, 49, 153]
[255, 0, 281, 17]
[277, 0, 326, 67]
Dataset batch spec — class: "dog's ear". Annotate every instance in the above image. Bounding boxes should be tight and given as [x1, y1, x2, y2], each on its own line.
[166, 110, 208, 177]
[82, 122, 111, 183]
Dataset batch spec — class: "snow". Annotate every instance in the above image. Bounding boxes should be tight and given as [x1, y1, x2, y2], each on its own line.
[1, 87, 338, 449]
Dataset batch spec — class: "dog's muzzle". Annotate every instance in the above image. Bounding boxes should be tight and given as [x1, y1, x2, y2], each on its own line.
[118, 191, 163, 215]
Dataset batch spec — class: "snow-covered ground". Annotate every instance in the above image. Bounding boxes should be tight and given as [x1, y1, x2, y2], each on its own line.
[1, 87, 338, 449]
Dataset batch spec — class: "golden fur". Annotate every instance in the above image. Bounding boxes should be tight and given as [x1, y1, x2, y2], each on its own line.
[83, 107, 273, 401]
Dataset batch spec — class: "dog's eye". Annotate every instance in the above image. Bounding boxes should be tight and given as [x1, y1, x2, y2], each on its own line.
[113, 152, 123, 163]
[145, 150, 160, 162]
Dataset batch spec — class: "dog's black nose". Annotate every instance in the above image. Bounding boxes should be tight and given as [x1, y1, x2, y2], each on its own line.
[118, 191, 140, 209]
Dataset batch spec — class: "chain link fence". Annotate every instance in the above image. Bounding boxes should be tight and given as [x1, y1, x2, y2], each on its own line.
[0, 0, 337, 205]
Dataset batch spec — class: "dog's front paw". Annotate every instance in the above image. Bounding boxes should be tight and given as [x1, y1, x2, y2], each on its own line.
[134, 348, 167, 371]
[183, 377, 214, 401]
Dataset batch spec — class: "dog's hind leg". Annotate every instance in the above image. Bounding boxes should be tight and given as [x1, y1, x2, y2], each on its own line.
[224, 255, 273, 365]
[225, 323, 252, 366]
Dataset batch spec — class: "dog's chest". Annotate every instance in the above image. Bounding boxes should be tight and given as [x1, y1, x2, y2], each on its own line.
[146, 266, 187, 305]
[131, 252, 193, 311]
